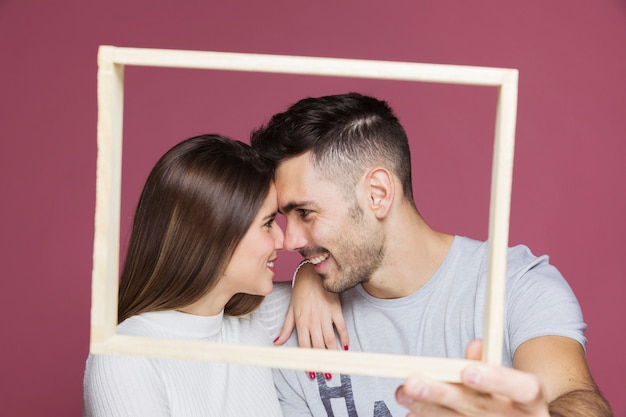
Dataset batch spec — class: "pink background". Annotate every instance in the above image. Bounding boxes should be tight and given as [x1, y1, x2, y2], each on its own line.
[1, 1, 625, 415]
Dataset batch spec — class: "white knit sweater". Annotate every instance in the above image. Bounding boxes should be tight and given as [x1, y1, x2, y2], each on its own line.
[83, 283, 291, 417]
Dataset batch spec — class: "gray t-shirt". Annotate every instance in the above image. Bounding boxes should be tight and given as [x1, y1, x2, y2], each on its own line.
[272, 236, 586, 417]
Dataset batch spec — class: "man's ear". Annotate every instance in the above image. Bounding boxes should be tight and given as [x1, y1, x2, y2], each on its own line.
[365, 167, 393, 219]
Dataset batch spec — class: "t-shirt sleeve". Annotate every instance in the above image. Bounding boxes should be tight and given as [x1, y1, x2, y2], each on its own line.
[505, 246, 587, 355]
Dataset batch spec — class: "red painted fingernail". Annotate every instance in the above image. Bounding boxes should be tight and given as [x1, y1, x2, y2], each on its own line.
[273, 337, 279, 343]
[308, 371, 316, 380]
[343, 345, 349, 351]
[324, 373, 332, 380]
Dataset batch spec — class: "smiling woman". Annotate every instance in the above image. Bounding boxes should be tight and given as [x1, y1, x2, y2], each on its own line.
[84, 134, 289, 416]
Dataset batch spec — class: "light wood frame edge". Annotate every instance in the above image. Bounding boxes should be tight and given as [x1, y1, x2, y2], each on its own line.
[91, 45, 518, 382]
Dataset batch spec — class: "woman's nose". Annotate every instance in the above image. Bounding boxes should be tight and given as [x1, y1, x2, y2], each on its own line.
[273, 224, 285, 250]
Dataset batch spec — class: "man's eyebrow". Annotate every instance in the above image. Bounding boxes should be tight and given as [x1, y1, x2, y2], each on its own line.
[280, 201, 314, 214]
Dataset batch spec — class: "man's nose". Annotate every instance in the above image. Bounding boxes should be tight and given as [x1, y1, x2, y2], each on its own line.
[283, 223, 308, 252]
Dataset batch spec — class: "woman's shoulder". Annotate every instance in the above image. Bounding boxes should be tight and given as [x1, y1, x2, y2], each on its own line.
[221, 313, 274, 346]
[118, 310, 223, 340]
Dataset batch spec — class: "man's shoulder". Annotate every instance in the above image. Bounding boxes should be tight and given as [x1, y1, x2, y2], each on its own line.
[453, 236, 548, 268]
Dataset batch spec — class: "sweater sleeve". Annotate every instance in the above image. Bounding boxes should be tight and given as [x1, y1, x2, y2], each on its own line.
[249, 281, 292, 340]
[83, 353, 169, 417]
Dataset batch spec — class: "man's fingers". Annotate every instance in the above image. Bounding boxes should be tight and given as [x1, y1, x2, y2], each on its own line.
[465, 339, 482, 361]
[396, 380, 465, 417]
[395, 341, 549, 417]
[461, 364, 546, 406]
[397, 368, 547, 417]
[461, 339, 545, 407]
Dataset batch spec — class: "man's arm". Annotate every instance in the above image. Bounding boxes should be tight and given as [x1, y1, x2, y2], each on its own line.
[395, 338, 612, 417]
[514, 336, 612, 417]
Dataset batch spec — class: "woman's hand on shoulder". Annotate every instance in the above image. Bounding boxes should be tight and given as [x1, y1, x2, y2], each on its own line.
[273, 262, 349, 351]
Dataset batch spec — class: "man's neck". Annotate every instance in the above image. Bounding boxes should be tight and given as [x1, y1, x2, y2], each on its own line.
[362, 209, 454, 299]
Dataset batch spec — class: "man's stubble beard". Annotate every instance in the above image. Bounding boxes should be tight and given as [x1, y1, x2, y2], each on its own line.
[322, 203, 385, 293]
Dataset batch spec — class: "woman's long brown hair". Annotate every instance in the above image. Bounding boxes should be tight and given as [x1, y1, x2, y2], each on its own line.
[117, 134, 273, 323]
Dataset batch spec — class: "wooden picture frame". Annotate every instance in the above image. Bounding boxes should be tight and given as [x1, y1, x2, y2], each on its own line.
[91, 45, 518, 382]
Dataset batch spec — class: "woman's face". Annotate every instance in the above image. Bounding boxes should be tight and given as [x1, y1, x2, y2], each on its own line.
[221, 183, 284, 296]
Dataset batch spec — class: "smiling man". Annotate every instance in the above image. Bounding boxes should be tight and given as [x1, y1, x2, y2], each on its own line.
[251, 92, 612, 417]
